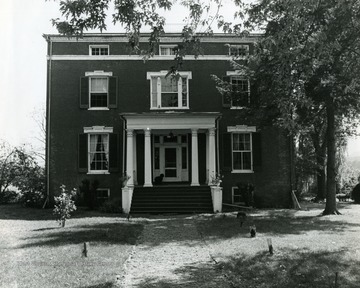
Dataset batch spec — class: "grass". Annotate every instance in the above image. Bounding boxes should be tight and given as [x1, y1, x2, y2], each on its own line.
[196, 202, 360, 288]
[1, 202, 360, 288]
[0, 205, 144, 288]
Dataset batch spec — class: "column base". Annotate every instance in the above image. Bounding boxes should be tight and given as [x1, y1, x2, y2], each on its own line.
[143, 183, 153, 187]
[191, 183, 200, 186]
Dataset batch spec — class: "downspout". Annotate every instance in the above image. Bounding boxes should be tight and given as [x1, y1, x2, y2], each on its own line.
[43, 35, 52, 208]
[120, 115, 127, 174]
[216, 115, 222, 174]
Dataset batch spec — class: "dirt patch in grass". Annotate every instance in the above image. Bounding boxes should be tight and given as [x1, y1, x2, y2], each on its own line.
[0, 205, 144, 288]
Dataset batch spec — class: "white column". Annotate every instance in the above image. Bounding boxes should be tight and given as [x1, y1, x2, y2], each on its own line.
[144, 128, 153, 187]
[208, 127, 216, 185]
[133, 132, 137, 185]
[126, 129, 134, 187]
[191, 129, 200, 186]
[206, 131, 209, 184]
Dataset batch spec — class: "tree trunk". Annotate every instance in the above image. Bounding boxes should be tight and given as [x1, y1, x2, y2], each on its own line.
[323, 98, 340, 215]
[313, 137, 327, 201]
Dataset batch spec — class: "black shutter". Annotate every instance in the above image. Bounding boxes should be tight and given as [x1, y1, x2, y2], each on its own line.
[222, 76, 231, 108]
[223, 133, 232, 171]
[108, 76, 118, 108]
[109, 133, 119, 172]
[78, 134, 88, 172]
[252, 132, 262, 172]
[80, 77, 89, 109]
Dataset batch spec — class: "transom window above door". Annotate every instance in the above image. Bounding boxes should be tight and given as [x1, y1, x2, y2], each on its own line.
[147, 71, 192, 110]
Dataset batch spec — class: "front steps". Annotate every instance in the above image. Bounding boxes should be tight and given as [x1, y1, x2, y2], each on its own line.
[130, 185, 213, 214]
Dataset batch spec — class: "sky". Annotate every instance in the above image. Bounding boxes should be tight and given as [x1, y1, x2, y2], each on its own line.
[0, 0, 359, 158]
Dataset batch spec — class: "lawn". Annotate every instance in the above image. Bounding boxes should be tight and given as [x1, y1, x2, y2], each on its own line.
[1, 202, 359, 288]
[196, 202, 360, 288]
[0, 205, 143, 288]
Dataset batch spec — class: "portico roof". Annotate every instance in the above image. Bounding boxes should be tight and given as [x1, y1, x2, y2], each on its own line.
[120, 112, 221, 130]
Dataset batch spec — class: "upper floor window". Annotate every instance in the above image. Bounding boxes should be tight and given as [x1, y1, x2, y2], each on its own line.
[159, 45, 177, 56]
[229, 44, 249, 57]
[90, 77, 108, 108]
[230, 76, 250, 108]
[147, 71, 192, 110]
[80, 71, 117, 110]
[90, 45, 109, 55]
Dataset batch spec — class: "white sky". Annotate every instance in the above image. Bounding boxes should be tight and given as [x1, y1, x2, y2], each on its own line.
[0, 0, 359, 157]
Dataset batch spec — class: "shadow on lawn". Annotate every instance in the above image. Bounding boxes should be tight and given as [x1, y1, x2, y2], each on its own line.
[19, 222, 144, 248]
[196, 212, 360, 240]
[134, 248, 360, 288]
[0, 204, 126, 221]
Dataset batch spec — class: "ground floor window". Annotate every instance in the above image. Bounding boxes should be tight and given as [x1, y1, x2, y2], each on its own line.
[232, 187, 243, 204]
[89, 134, 109, 172]
[232, 133, 252, 172]
[96, 188, 110, 205]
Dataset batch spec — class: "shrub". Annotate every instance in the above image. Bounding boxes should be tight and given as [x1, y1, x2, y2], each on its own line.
[99, 198, 122, 214]
[0, 189, 19, 204]
[53, 185, 77, 227]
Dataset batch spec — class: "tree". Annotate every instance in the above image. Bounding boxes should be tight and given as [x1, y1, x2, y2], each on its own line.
[0, 141, 46, 207]
[243, 0, 360, 214]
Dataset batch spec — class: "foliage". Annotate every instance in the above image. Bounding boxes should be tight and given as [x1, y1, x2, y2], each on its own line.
[99, 198, 123, 213]
[0, 141, 46, 206]
[53, 185, 77, 227]
[120, 172, 131, 188]
[0, 189, 19, 204]
[210, 172, 223, 186]
[78, 178, 99, 209]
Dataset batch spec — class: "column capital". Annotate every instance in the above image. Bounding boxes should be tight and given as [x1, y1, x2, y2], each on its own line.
[126, 129, 134, 137]
[208, 127, 216, 136]
[144, 128, 151, 137]
[191, 128, 198, 136]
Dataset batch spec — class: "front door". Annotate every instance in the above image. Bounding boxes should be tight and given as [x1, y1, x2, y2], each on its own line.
[163, 147, 180, 182]
[153, 134, 189, 182]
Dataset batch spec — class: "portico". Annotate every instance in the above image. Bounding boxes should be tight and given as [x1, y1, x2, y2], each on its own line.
[121, 113, 221, 187]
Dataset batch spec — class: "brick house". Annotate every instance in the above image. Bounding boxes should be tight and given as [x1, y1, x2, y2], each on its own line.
[44, 33, 294, 213]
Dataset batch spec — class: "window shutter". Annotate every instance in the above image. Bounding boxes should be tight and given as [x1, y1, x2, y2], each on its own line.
[80, 77, 89, 109]
[109, 133, 119, 172]
[252, 132, 262, 172]
[223, 133, 232, 171]
[108, 76, 118, 108]
[78, 134, 88, 172]
[222, 76, 231, 108]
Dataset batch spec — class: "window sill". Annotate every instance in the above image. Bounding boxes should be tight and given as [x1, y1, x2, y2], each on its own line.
[88, 107, 110, 111]
[150, 107, 190, 110]
[231, 170, 254, 174]
[87, 171, 110, 175]
[230, 106, 249, 110]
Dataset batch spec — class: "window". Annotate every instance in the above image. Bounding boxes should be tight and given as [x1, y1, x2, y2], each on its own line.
[147, 71, 192, 109]
[229, 45, 249, 57]
[232, 133, 252, 171]
[90, 77, 108, 108]
[89, 134, 109, 172]
[232, 187, 243, 204]
[159, 45, 177, 56]
[230, 76, 250, 108]
[96, 188, 110, 205]
[90, 45, 109, 55]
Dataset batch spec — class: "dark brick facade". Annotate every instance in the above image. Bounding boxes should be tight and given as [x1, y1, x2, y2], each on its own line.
[45, 33, 293, 208]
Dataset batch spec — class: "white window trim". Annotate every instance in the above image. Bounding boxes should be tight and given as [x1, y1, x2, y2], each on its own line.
[85, 71, 113, 77]
[83, 126, 113, 133]
[232, 186, 245, 204]
[89, 45, 110, 56]
[159, 44, 178, 56]
[87, 132, 110, 174]
[231, 132, 254, 173]
[228, 44, 249, 57]
[147, 71, 192, 110]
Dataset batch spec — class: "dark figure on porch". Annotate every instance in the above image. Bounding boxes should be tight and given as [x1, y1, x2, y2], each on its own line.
[154, 174, 164, 185]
